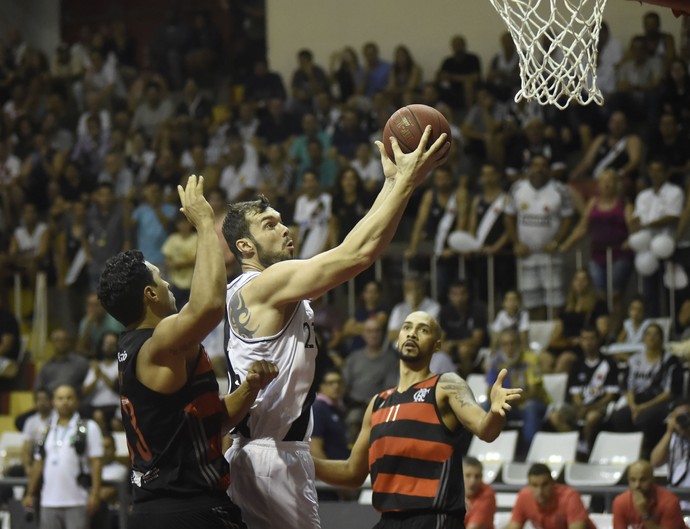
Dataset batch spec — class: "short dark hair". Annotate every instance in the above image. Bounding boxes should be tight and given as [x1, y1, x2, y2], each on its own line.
[319, 367, 343, 385]
[528, 463, 553, 479]
[463, 456, 483, 469]
[222, 196, 271, 262]
[34, 387, 52, 399]
[97, 250, 155, 327]
[580, 325, 599, 338]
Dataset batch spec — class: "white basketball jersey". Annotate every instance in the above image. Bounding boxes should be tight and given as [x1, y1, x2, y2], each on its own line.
[225, 272, 318, 441]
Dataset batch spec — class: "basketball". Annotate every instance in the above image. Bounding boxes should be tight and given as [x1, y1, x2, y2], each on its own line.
[382, 104, 452, 161]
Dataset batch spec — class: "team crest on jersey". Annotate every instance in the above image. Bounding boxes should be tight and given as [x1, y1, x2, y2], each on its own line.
[413, 388, 431, 402]
[117, 350, 127, 362]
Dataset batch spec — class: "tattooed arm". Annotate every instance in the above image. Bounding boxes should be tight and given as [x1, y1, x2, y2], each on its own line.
[229, 290, 258, 338]
[438, 369, 522, 442]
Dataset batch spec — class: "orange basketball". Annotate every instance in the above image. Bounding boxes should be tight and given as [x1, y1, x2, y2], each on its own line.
[382, 104, 452, 161]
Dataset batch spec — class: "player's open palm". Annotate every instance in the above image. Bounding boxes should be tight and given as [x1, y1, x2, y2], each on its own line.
[177, 174, 214, 227]
[246, 360, 279, 391]
[387, 126, 450, 187]
[489, 368, 523, 417]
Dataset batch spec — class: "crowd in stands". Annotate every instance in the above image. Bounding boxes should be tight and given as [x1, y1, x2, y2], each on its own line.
[1, 6, 690, 525]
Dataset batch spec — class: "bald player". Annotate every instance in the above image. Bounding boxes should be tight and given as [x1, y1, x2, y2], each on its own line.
[314, 311, 521, 529]
[613, 460, 686, 529]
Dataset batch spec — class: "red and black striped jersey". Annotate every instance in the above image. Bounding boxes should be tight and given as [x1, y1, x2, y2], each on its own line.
[118, 328, 230, 505]
[369, 374, 466, 514]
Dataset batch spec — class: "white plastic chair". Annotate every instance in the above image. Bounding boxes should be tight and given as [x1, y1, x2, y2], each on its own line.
[494, 511, 512, 529]
[542, 373, 568, 408]
[467, 374, 489, 405]
[565, 431, 643, 486]
[468, 430, 519, 484]
[0, 431, 24, 451]
[590, 513, 614, 529]
[528, 321, 556, 352]
[502, 431, 578, 485]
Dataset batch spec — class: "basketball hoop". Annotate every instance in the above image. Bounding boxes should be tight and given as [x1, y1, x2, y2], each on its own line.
[488, 0, 608, 109]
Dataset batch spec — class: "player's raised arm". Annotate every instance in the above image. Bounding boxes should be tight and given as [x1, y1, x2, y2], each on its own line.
[248, 128, 450, 307]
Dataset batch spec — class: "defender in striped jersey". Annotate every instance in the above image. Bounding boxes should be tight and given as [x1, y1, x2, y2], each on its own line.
[97, 177, 278, 529]
[314, 311, 522, 529]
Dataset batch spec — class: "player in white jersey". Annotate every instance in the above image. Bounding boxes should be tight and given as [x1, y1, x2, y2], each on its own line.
[221, 126, 450, 529]
[505, 154, 574, 318]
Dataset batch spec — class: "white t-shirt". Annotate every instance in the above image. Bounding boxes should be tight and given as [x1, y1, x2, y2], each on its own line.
[82, 360, 120, 407]
[633, 182, 684, 238]
[293, 193, 332, 259]
[22, 412, 52, 446]
[40, 414, 103, 507]
[220, 154, 260, 201]
[506, 178, 574, 251]
[0, 154, 21, 185]
[491, 309, 529, 335]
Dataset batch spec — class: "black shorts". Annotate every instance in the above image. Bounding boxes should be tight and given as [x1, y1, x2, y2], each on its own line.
[374, 511, 465, 529]
[129, 501, 246, 529]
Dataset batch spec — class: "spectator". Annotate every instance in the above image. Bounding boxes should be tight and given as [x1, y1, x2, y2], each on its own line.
[651, 402, 690, 505]
[9, 202, 50, 288]
[505, 154, 575, 320]
[507, 463, 596, 529]
[659, 60, 690, 128]
[560, 169, 633, 306]
[35, 329, 90, 393]
[618, 297, 652, 345]
[487, 329, 548, 453]
[83, 182, 129, 291]
[161, 213, 197, 309]
[386, 45, 423, 106]
[490, 290, 529, 354]
[180, 144, 219, 191]
[81, 331, 120, 433]
[310, 367, 350, 502]
[570, 111, 643, 183]
[608, 323, 683, 456]
[350, 142, 384, 194]
[96, 433, 128, 529]
[505, 119, 566, 183]
[462, 85, 509, 165]
[293, 169, 332, 259]
[464, 456, 496, 529]
[343, 318, 399, 444]
[329, 46, 359, 104]
[184, 12, 221, 86]
[130, 182, 177, 268]
[259, 143, 294, 201]
[146, 148, 183, 200]
[545, 270, 610, 373]
[331, 108, 368, 164]
[630, 158, 684, 317]
[647, 113, 690, 185]
[467, 163, 513, 301]
[130, 81, 174, 140]
[125, 130, 156, 185]
[487, 32, 520, 103]
[614, 36, 663, 121]
[98, 150, 135, 200]
[356, 42, 391, 98]
[305, 139, 339, 190]
[255, 97, 299, 147]
[0, 292, 21, 384]
[596, 22, 625, 100]
[243, 58, 287, 110]
[314, 91, 342, 138]
[234, 101, 260, 144]
[20, 388, 53, 477]
[328, 167, 372, 249]
[436, 35, 481, 111]
[289, 112, 331, 184]
[76, 90, 111, 138]
[290, 48, 329, 113]
[387, 274, 441, 345]
[22, 384, 103, 529]
[547, 327, 619, 455]
[75, 292, 123, 358]
[175, 78, 212, 126]
[440, 281, 488, 377]
[338, 280, 389, 355]
[149, 10, 190, 91]
[71, 114, 110, 179]
[641, 11, 676, 70]
[82, 47, 126, 106]
[612, 460, 685, 529]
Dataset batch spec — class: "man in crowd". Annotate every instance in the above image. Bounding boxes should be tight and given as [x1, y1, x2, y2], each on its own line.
[464, 456, 496, 529]
[613, 460, 686, 529]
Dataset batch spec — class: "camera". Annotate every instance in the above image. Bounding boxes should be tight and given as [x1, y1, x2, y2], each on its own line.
[77, 472, 93, 489]
[676, 412, 690, 431]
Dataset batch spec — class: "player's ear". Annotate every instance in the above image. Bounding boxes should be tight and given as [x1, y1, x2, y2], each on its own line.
[143, 285, 157, 303]
[236, 237, 254, 257]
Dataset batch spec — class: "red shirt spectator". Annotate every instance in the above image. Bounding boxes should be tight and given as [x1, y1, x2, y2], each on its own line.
[466, 482, 496, 529]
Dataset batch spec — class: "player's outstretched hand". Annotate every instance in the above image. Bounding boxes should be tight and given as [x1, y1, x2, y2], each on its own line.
[376, 126, 450, 188]
[489, 368, 523, 417]
[246, 360, 279, 391]
[177, 174, 214, 228]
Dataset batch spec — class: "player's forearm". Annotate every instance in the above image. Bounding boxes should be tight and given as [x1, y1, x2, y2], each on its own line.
[313, 457, 367, 488]
[477, 409, 506, 442]
[221, 382, 260, 433]
[186, 220, 226, 319]
[650, 430, 671, 467]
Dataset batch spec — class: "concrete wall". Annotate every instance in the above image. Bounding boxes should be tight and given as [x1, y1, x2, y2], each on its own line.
[267, 0, 684, 87]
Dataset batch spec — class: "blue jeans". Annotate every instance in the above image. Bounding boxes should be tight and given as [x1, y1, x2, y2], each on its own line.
[588, 257, 632, 294]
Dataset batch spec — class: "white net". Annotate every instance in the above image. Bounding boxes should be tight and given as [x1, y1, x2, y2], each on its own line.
[488, 0, 608, 109]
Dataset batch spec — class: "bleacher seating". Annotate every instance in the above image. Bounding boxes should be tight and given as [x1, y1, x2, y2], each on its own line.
[468, 430, 519, 484]
[502, 431, 578, 485]
[565, 431, 643, 487]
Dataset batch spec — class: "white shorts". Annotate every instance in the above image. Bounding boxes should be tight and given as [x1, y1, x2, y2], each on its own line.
[225, 437, 320, 529]
[518, 253, 564, 309]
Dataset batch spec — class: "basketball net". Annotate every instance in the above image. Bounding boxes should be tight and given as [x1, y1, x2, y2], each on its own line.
[488, 0, 608, 109]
